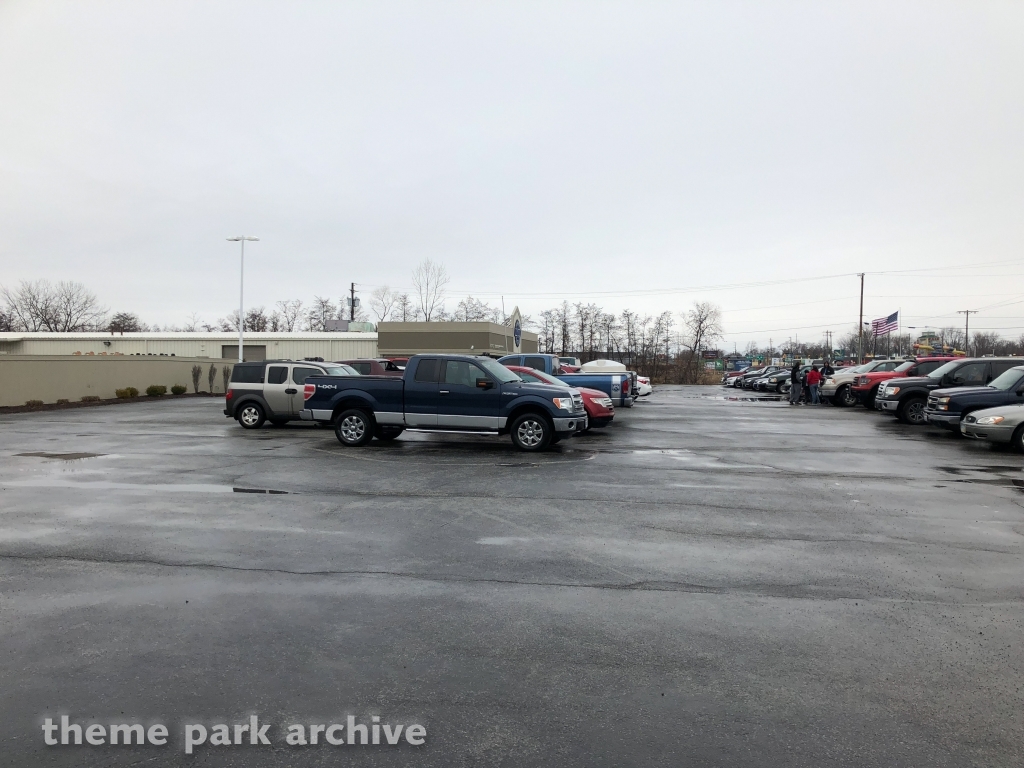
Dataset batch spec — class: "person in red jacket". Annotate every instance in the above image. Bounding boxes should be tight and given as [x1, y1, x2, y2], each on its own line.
[805, 365, 822, 405]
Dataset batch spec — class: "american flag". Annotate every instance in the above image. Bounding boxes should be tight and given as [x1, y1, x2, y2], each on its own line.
[871, 311, 899, 337]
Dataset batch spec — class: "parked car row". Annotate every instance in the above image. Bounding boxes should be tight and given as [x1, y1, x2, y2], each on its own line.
[223, 353, 644, 451]
[723, 355, 1024, 451]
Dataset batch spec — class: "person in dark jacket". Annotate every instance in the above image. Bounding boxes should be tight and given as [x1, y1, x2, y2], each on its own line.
[821, 361, 835, 378]
[789, 361, 802, 405]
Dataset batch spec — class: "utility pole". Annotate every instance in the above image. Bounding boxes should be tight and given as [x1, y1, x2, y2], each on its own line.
[350, 283, 357, 322]
[958, 310, 977, 356]
[857, 273, 865, 364]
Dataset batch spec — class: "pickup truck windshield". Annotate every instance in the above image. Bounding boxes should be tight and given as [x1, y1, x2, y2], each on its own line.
[895, 361, 915, 373]
[324, 365, 359, 376]
[988, 367, 1024, 391]
[476, 358, 522, 383]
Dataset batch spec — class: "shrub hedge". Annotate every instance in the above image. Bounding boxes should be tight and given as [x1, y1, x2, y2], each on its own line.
[146, 385, 167, 397]
[171, 384, 187, 395]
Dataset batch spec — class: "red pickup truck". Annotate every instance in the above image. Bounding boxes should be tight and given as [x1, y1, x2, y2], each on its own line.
[851, 357, 955, 408]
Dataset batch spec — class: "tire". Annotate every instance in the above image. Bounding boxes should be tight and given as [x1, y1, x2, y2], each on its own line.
[1011, 425, 1024, 453]
[897, 397, 927, 425]
[269, 417, 289, 427]
[861, 388, 877, 409]
[835, 384, 857, 408]
[334, 408, 374, 447]
[236, 402, 265, 429]
[374, 426, 404, 442]
[549, 434, 562, 444]
[510, 412, 552, 452]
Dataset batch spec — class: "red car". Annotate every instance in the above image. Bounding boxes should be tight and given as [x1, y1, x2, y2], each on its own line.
[506, 365, 614, 428]
[851, 356, 956, 408]
[334, 359, 405, 376]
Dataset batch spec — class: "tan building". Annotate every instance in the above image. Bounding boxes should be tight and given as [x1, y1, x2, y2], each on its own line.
[0, 332, 378, 361]
[377, 316, 538, 359]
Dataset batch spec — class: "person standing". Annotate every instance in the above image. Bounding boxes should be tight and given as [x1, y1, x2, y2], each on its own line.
[789, 361, 802, 405]
[806, 365, 822, 405]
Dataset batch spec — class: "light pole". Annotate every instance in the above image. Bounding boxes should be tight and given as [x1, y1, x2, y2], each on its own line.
[227, 236, 259, 362]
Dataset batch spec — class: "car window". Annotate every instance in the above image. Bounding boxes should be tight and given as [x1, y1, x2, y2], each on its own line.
[927, 360, 961, 379]
[413, 358, 441, 383]
[267, 366, 288, 385]
[348, 362, 370, 375]
[323, 365, 359, 376]
[896, 361, 915, 373]
[950, 362, 987, 385]
[524, 356, 547, 370]
[291, 366, 324, 384]
[913, 361, 944, 376]
[989, 367, 1024, 391]
[876, 361, 902, 372]
[500, 356, 522, 367]
[230, 364, 264, 384]
[990, 361, 1020, 377]
[443, 360, 488, 387]
[383, 361, 402, 371]
[472, 357, 522, 383]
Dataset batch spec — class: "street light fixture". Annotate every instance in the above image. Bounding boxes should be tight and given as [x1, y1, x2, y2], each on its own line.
[227, 236, 259, 362]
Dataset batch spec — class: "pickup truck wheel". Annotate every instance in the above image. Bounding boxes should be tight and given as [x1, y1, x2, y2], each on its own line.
[335, 409, 374, 447]
[237, 403, 265, 429]
[1011, 425, 1024, 453]
[835, 384, 857, 407]
[861, 388, 877, 409]
[510, 413, 552, 452]
[897, 397, 926, 425]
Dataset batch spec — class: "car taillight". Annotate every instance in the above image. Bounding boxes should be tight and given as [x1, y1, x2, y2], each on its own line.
[303, 384, 316, 400]
[623, 379, 630, 393]
[225, 389, 234, 401]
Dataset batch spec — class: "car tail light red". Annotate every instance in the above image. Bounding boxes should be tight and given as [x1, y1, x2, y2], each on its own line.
[303, 384, 316, 400]
[225, 389, 234, 401]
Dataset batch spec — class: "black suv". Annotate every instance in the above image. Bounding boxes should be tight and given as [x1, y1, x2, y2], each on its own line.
[874, 357, 1023, 425]
[224, 360, 358, 429]
[924, 364, 1024, 431]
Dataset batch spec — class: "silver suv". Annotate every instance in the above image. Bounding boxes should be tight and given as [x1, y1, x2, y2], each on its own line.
[224, 360, 359, 429]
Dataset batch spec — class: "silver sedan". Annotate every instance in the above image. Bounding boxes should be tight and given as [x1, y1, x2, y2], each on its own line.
[960, 404, 1024, 450]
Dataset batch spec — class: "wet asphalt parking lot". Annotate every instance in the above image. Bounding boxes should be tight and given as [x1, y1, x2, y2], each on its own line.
[1, 387, 1022, 767]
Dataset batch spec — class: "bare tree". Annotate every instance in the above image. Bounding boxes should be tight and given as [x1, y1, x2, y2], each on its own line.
[182, 312, 203, 332]
[305, 296, 338, 331]
[455, 295, 494, 322]
[191, 365, 203, 394]
[108, 312, 144, 333]
[273, 300, 304, 331]
[411, 259, 449, 321]
[393, 293, 414, 322]
[245, 307, 270, 332]
[678, 302, 723, 383]
[0, 279, 106, 332]
[369, 286, 399, 323]
[221, 365, 230, 393]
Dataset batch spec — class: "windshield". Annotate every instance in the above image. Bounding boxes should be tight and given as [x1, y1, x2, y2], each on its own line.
[989, 367, 1024, 391]
[927, 360, 963, 379]
[521, 369, 561, 386]
[475, 357, 522, 383]
[323, 365, 359, 376]
[895, 361, 915, 372]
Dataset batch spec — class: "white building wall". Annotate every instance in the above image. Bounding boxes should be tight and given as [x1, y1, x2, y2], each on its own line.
[0, 332, 378, 360]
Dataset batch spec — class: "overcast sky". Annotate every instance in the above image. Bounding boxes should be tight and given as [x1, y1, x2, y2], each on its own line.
[1, 0, 1022, 347]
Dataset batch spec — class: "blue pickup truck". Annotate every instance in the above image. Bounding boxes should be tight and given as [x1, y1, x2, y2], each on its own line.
[497, 353, 635, 407]
[300, 354, 588, 451]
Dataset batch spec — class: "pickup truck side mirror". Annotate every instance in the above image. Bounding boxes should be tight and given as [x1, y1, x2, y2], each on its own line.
[1016, 386, 1024, 397]
[476, 378, 494, 390]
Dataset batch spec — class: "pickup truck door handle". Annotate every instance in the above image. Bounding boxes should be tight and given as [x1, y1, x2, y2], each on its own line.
[285, 388, 297, 394]
[439, 390, 450, 395]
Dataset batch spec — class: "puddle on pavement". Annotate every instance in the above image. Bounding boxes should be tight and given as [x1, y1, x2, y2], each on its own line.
[16, 452, 106, 460]
[937, 465, 1022, 476]
[233, 487, 290, 494]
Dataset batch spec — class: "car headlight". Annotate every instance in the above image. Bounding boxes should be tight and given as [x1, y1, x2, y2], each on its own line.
[552, 397, 574, 410]
[768, 377, 777, 383]
[596, 398, 613, 408]
[976, 415, 1005, 425]
[937, 396, 950, 403]
[886, 386, 899, 395]
[826, 378, 835, 385]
